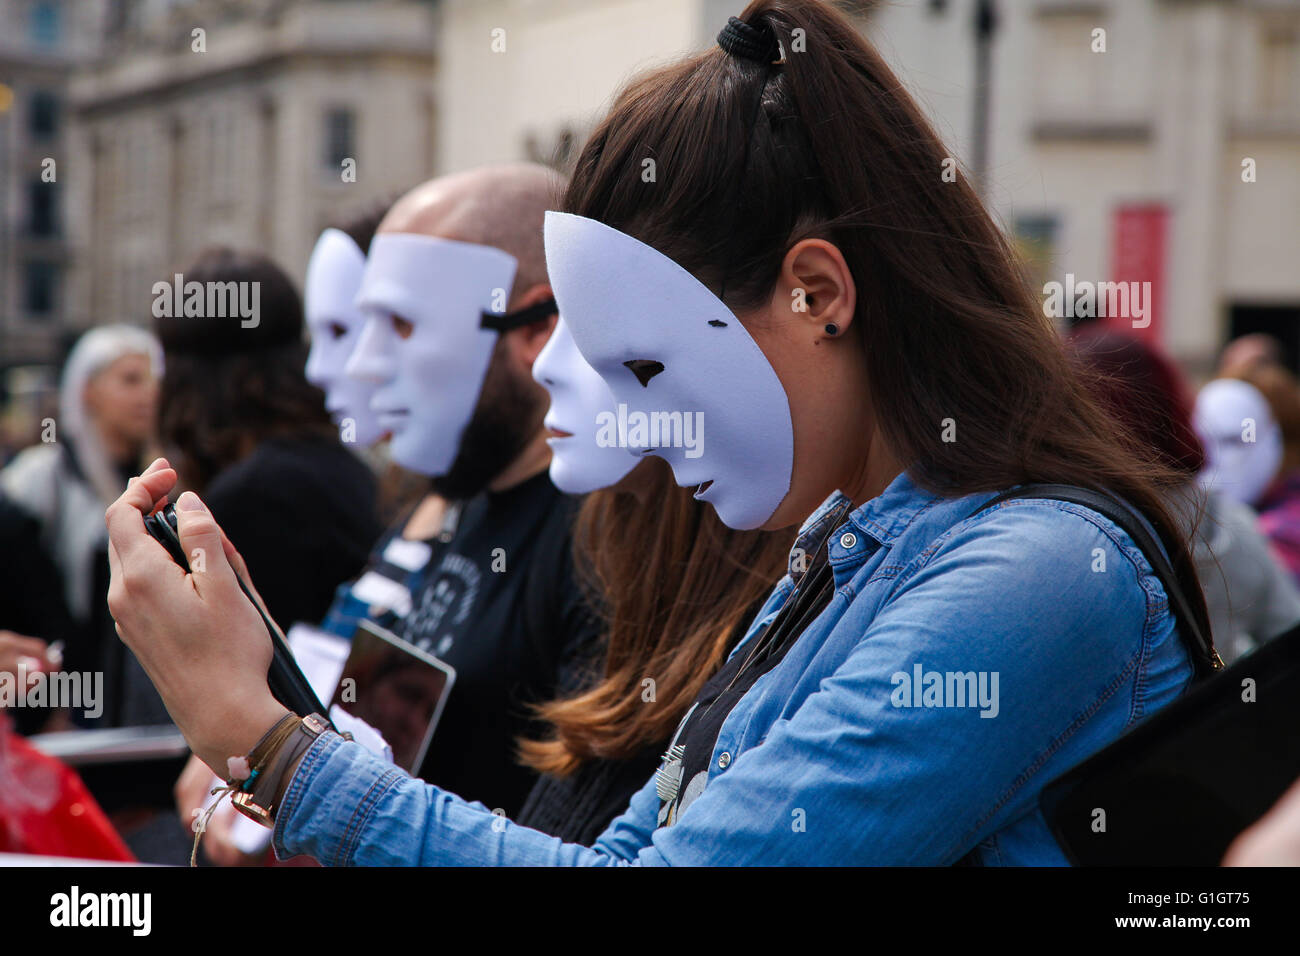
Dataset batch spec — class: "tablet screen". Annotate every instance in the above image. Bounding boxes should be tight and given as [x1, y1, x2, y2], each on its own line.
[330, 621, 456, 774]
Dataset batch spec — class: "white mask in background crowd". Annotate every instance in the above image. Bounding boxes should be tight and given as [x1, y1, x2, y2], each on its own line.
[532, 315, 637, 495]
[543, 211, 794, 531]
[1194, 378, 1284, 506]
[346, 233, 518, 476]
[304, 229, 385, 447]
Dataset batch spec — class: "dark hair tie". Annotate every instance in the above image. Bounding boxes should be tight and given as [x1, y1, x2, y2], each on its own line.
[717, 15, 782, 65]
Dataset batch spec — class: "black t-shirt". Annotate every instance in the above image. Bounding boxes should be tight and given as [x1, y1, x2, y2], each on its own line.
[205, 435, 382, 631]
[516, 745, 664, 846]
[397, 470, 603, 817]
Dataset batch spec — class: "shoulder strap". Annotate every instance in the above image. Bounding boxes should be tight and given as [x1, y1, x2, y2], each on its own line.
[966, 483, 1223, 680]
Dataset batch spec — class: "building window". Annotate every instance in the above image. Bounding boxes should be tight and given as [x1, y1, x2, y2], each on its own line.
[29, 1, 61, 48]
[28, 90, 59, 139]
[23, 261, 59, 316]
[27, 180, 58, 237]
[1033, 12, 1111, 118]
[323, 107, 355, 172]
[1258, 20, 1300, 115]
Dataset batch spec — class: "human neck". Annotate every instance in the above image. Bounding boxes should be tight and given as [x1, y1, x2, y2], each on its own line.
[839, 426, 904, 508]
[487, 429, 552, 494]
[97, 427, 137, 467]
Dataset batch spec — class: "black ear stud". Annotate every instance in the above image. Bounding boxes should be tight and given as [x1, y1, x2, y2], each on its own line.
[824, 323, 839, 336]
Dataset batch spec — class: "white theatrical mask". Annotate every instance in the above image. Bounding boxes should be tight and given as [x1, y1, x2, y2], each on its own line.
[304, 229, 386, 447]
[532, 315, 637, 494]
[543, 211, 794, 530]
[1194, 378, 1284, 506]
[345, 233, 518, 477]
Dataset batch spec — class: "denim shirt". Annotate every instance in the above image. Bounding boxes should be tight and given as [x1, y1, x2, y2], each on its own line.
[273, 469, 1193, 865]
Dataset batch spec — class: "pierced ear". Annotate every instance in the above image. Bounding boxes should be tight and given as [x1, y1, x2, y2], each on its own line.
[782, 238, 856, 335]
[623, 359, 665, 387]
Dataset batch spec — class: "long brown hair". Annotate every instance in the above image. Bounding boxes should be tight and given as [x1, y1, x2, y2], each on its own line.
[520, 457, 793, 775]
[560, 0, 1210, 646]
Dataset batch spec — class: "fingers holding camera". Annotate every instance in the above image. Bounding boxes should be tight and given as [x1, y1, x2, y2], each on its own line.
[173, 491, 244, 602]
[106, 465, 286, 773]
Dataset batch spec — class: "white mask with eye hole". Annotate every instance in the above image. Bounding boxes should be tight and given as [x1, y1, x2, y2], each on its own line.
[532, 315, 638, 494]
[344, 233, 519, 477]
[543, 211, 794, 530]
[304, 229, 385, 447]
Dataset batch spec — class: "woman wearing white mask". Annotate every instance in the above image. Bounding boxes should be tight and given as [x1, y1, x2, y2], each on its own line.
[105, 0, 1221, 865]
[515, 317, 791, 844]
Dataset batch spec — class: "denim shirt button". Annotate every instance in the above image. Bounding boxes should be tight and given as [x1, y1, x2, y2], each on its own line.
[839, 532, 857, 550]
[717, 752, 731, 769]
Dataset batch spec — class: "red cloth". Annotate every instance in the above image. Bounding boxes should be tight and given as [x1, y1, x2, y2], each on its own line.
[0, 717, 135, 862]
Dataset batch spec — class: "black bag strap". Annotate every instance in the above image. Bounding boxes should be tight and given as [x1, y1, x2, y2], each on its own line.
[965, 483, 1223, 680]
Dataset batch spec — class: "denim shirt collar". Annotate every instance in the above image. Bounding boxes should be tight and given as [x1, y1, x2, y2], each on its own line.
[787, 469, 939, 585]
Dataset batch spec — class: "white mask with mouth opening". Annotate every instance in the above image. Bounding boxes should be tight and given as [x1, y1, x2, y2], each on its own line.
[304, 229, 386, 447]
[344, 233, 518, 477]
[533, 315, 638, 494]
[543, 211, 794, 530]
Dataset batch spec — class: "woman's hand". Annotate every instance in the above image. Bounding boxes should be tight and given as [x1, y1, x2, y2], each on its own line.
[105, 458, 289, 774]
[0, 631, 52, 682]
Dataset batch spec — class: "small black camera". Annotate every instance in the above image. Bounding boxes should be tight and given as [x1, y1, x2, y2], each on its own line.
[144, 503, 190, 569]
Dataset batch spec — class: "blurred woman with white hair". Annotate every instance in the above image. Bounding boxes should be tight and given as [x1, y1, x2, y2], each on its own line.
[1, 323, 162, 725]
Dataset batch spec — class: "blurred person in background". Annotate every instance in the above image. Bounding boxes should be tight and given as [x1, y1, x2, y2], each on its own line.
[1194, 378, 1283, 509]
[1221, 361, 1300, 586]
[1217, 333, 1287, 378]
[0, 494, 76, 735]
[305, 203, 390, 454]
[1070, 328, 1300, 663]
[154, 246, 382, 633]
[304, 202, 427, 526]
[0, 324, 161, 726]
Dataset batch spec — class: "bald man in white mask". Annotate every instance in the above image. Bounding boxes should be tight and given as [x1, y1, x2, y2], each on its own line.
[323, 165, 605, 810]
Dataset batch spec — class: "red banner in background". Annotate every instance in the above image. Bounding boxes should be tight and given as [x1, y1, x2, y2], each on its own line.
[1109, 204, 1169, 342]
